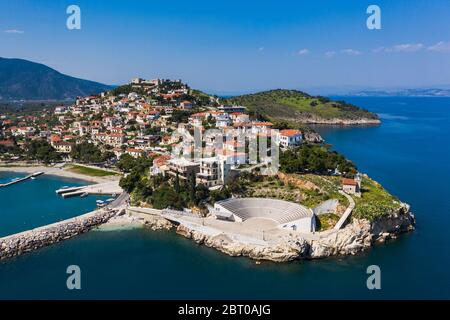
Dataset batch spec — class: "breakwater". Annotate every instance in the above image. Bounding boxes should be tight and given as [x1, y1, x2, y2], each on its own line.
[0, 208, 119, 260]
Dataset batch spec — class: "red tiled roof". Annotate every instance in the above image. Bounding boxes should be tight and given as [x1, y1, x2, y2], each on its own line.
[280, 129, 302, 137]
[342, 178, 358, 186]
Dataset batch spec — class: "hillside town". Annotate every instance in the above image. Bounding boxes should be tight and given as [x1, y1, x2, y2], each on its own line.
[0, 78, 413, 263]
[0, 78, 307, 189]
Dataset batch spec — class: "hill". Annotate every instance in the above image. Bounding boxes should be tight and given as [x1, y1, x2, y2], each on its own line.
[222, 89, 380, 125]
[0, 57, 113, 101]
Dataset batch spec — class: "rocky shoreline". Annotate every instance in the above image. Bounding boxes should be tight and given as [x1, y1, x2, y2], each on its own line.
[169, 203, 415, 262]
[0, 209, 119, 261]
[0, 202, 415, 263]
[305, 118, 381, 125]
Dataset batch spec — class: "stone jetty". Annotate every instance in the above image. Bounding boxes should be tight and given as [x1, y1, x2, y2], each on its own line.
[0, 208, 119, 260]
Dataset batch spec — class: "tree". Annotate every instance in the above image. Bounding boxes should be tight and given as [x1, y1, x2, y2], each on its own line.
[279, 143, 357, 177]
[187, 171, 196, 203]
[26, 140, 61, 164]
[174, 172, 180, 193]
[119, 171, 141, 193]
[116, 154, 136, 172]
[71, 142, 109, 163]
[151, 185, 183, 210]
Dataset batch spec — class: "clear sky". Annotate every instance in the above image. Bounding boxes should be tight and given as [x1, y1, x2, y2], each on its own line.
[0, 0, 449, 94]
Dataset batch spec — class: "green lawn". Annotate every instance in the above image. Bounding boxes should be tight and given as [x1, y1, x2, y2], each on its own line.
[66, 165, 119, 177]
[316, 213, 340, 231]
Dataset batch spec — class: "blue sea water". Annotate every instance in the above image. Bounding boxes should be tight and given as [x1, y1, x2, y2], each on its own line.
[0, 173, 109, 237]
[0, 97, 449, 299]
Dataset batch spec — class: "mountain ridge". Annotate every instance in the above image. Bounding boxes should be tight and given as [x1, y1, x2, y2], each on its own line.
[0, 57, 113, 101]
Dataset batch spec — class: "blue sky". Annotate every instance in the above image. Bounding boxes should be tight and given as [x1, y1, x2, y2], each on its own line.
[0, 0, 449, 94]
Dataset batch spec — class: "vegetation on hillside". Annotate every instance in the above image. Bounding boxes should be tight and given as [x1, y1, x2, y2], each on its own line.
[118, 154, 210, 210]
[25, 140, 61, 164]
[352, 177, 402, 221]
[71, 142, 114, 163]
[280, 143, 357, 177]
[222, 89, 379, 124]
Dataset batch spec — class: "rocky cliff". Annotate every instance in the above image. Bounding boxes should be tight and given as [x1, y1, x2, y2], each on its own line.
[175, 203, 415, 262]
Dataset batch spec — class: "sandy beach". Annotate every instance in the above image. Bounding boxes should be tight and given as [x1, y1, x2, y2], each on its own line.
[0, 163, 120, 184]
[96, 214, 144, 231]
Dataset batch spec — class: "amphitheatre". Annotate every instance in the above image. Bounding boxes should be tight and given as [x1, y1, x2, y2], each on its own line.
[213, 197, 316, 233]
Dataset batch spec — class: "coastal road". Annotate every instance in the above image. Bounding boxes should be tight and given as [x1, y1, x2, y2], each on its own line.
[108, 192, 130, 209]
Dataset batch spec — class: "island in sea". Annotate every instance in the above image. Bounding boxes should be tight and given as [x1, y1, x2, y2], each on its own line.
[0, 74, 415, 262]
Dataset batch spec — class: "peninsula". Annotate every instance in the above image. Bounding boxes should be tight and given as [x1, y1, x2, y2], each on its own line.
[0, 77, 414, 262]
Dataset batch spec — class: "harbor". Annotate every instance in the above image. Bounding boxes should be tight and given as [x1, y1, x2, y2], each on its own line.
[55, 181, 123, 198]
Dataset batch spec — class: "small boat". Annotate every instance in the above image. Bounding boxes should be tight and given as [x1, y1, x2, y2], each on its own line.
[80, 192, 88, 198]
[96, 200, 106, 208]
[105, 198, 115, 203]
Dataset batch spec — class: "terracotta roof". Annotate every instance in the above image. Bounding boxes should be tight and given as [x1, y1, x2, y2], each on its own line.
[0, 140, 14, 146]
[342, 178, 358, 186]
[253, 122, 273, 126]
[126, 148, 144, 153]
[280, 129, 302, 137]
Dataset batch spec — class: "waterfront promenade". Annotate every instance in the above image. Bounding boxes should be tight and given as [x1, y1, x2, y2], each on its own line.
[56, 180, 122, 198]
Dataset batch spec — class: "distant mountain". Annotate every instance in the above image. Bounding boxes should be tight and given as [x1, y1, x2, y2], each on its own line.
[351, 88, 450, 97]
[0, 57, 113, 101]
[221, 89, 380, 125]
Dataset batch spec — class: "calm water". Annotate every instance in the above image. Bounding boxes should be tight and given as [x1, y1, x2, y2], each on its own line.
[0, 172, 109, 237]
[0, 97, 449, 299]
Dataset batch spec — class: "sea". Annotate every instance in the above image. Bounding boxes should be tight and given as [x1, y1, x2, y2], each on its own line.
[0, 97, 449, 299]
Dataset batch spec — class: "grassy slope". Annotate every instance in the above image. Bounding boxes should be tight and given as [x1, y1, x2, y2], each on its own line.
[353, 177, 402, 221]
[66, 164, 119, 177]
[222, 89, 379, 124]
[243, 174, 401, 229]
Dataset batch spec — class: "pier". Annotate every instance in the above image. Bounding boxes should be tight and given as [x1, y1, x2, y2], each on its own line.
[0, 171, 44, 188]
[56, 181, 123, 198]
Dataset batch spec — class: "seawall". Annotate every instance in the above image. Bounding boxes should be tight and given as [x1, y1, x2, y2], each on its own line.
[0, 208, 118, 260]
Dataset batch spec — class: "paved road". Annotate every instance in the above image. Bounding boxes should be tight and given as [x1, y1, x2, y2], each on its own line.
[108, 192, 130, 209]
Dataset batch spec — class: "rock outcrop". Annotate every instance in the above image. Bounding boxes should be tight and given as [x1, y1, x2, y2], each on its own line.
[174, 203, 415, 262]
[142, 214, 173, 231]
[303, 131, 324, 143]
[176, 225, 309, 262]
[310, 203, 415, 258]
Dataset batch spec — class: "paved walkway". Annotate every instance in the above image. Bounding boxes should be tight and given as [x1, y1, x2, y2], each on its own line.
[334, 191, 355, 230]
[59, 181, 123, 198]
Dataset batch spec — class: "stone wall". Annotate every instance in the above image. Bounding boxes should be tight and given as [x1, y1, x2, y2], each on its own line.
[0, 209, 117, 260]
